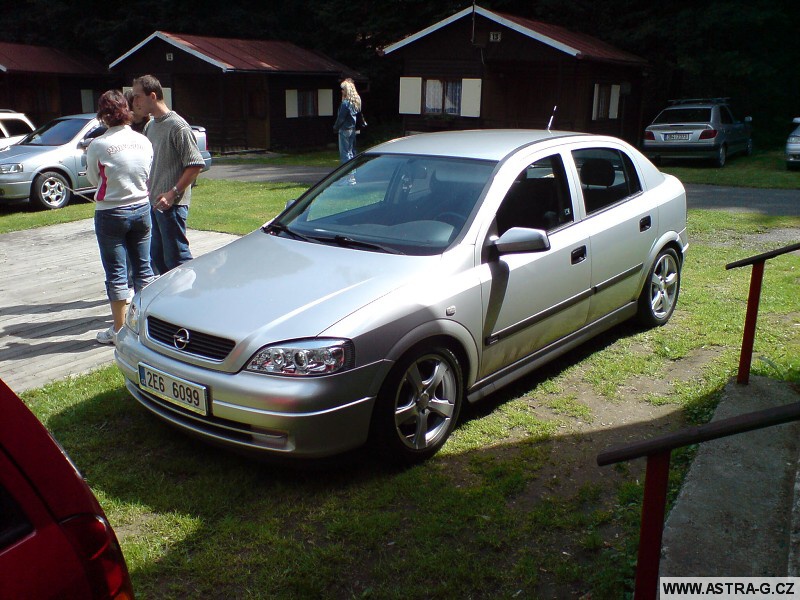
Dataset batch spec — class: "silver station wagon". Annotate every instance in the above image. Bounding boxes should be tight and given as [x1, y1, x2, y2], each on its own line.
[115, 130, 688, 463]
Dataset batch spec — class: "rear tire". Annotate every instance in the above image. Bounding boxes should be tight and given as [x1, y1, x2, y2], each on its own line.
[713, 145, 727, 168]
[637, 248, 681, 327]
[32, 171, 71, 210]
[370, 344, 463, 465]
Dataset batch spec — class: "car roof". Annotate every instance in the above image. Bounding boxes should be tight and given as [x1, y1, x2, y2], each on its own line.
[56, 113, 97, 120]
[367, 129, 587, 162]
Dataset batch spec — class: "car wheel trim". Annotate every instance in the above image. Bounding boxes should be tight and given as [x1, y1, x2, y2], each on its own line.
[393, 354, 457, 450]
[649, 253, 679, 319]
[40, 176, 67, 207]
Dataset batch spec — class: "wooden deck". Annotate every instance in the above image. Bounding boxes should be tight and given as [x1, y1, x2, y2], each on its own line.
[0, 219, 237, 392]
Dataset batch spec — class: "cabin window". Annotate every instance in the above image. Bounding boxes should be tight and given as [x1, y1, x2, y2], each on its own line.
[297, 90, 317, 117]
[286, 89, 323, 118]
[424, 79, 462, 115]
[592, 84, 621, 120]
[399, 77, 481, 117]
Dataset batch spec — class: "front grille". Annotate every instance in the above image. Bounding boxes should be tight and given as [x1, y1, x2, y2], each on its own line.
[147, 316, 236, 361]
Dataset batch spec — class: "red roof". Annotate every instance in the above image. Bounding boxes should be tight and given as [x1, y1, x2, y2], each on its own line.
[111, 32, 361, 77]
[0, 41, 102, 75]
[383, 5, 647, 66]
[495, 11, 647, 65]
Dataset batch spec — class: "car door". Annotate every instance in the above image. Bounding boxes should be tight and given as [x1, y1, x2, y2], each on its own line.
[74, 122, 106, 190]
[478, 152, 592, 379]
[571, 146, 659, 324]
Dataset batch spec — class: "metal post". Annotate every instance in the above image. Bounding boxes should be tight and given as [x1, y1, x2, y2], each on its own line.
[634, 450, 671, 600]
[737, 261, 765, 385]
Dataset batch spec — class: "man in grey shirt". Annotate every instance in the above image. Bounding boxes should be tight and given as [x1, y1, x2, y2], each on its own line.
[132, 74, 205, 274]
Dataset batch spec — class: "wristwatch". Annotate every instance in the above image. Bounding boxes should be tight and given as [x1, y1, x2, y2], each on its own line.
[172, 185, 182, 199]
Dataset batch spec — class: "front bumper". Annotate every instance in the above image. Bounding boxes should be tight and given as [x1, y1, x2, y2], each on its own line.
[115, 327, 388, 458]
[0, 178, 33, 200]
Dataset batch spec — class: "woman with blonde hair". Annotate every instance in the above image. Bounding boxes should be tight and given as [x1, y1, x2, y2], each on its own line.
[333, 79, 361, 163]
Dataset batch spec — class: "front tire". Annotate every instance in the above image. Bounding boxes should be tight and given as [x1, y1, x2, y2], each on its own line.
[370, 345, 463, 464]
[32, 171, 71, 209]
[637, 248, 681, 327]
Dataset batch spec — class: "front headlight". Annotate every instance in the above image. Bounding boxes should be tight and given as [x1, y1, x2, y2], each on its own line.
[788, 135, 800, 143]
[125, 296, 140, 334]
[0, 163, 23, 174]
[246, 338, 354, 377]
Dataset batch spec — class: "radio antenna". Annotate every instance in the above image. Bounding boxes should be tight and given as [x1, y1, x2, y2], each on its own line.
[547, 105, 557, 131]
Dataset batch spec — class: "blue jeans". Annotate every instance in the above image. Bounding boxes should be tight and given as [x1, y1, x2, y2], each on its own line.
[94, 203, 155, 302]
[338, 127, 356, 163]
[150, 204, 192, 275]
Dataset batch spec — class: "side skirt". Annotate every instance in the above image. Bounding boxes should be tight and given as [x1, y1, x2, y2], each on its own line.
[466, 302, 638, 404]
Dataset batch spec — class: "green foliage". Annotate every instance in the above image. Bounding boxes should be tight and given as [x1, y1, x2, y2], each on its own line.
[3, 1, 798, 145]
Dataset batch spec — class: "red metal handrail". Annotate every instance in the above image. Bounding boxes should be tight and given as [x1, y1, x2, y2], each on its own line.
[726, 242, 800, 384]
[597, 401, 800, 600]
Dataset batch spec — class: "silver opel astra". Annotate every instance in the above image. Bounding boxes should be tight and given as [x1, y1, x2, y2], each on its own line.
[115, 130, 687, 463]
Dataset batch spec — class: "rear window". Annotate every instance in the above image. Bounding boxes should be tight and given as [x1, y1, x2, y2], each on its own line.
[1, 118, 34, 137]
[653, 108, 711, 124]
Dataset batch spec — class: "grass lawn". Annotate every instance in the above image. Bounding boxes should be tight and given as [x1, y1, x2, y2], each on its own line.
[3, 152, 800, 597]
[659, 150, 800, 189]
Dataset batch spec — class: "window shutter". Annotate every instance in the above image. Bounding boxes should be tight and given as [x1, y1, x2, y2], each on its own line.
[460, 79, 482, 117]
[285, 90, 298, 118]
[399, 77, 422, 114]
[609, 85, 621, 119]
[318, 89, 333, 116]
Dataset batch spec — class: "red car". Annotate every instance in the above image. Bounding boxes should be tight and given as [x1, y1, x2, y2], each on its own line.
[0, 378, 134, 599]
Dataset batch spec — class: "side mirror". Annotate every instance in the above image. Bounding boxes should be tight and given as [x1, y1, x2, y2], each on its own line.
[285, 198, 297, 209]
[78, 138, 93, 149]
[493, 227, 550, 255]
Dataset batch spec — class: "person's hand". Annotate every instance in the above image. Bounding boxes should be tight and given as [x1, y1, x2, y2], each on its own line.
[155, 193, 174, 212]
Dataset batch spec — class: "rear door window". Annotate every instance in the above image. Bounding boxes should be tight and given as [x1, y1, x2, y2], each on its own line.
[573, 147, 642, 214]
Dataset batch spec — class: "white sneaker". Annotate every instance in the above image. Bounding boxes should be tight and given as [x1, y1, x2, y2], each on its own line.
[96, 326, 117, 345]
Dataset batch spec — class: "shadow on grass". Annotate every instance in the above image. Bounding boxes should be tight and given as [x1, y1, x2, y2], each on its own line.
[40, 326, 727, 599]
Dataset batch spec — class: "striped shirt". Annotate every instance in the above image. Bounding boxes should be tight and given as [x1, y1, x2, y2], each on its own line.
[145, 111, 205, 207]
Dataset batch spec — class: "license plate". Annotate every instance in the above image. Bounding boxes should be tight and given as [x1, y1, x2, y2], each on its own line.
[665, 133, 690, 141]
[138, 363, 208, 415]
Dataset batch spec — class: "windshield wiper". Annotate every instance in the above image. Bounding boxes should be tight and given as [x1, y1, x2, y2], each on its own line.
[263, 221, 317, 243]
[332, 235, 403, 255]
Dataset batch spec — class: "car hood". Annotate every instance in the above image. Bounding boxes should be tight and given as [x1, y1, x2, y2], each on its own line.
[142, 230, 440, 345]
[0, 143, 58, 161]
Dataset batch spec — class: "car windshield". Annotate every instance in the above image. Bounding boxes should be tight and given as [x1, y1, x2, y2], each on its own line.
[653, 108, 711, 124]
[19, 118, 91, 146]
[274, 153, 495, 256]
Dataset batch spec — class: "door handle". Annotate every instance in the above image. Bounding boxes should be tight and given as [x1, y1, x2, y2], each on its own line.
[639, 216, 652, 232]
[571, 246, 587, 264]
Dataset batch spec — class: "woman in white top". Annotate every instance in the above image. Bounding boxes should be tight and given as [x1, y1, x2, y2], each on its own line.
[86, 90, 155, 344]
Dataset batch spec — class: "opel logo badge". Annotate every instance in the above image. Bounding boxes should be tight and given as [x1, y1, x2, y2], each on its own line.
[173, 328, 191, 350]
